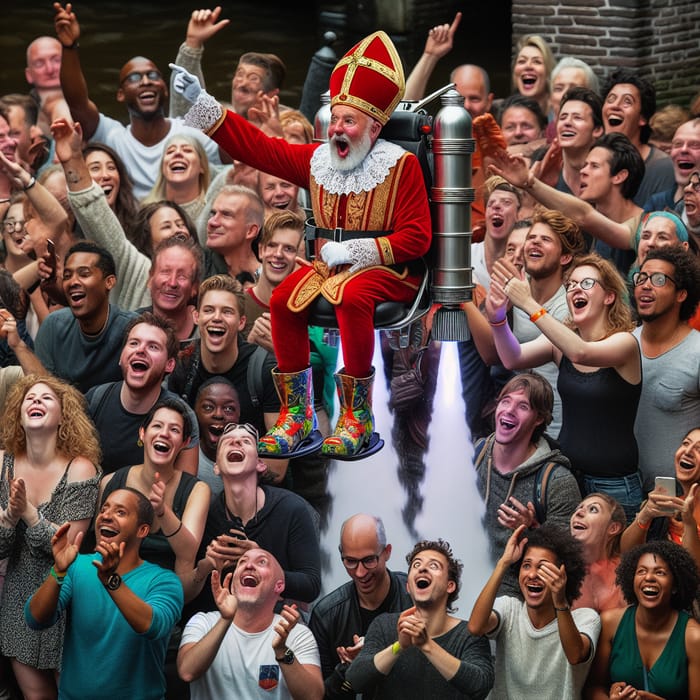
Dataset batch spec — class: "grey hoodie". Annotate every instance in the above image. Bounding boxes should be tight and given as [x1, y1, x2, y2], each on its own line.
[474, 434, 581, 597]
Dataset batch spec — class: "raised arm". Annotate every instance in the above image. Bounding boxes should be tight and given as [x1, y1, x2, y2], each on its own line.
[0, 151, 68, 251]
[468, 526, 527, 636]
[493, 258, 640, 375]
[53, 3, 100, 139]
[583, 609, 623, 700]
[178, 570, 236, 681]
[51, 118, 151, 309]
[169, 7, 230, 118]
[485, 267, 556, 370]
[27, 522, 81, 625]
[404, 12, 462, 101]
[489, 150, 634, 251]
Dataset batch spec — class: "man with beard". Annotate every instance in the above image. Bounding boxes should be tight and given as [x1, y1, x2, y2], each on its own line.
[25, 488, 183, 700]
[472, 372, 580, 596]
[631, 245, 700, 491]
[346, 539, 494, 699]
[53, 2, 223, 199]
[86, 312, 200, 475]
[499, 207, 585, 437]
[178, 549, 323, 700]
[171, 30, 431, 459]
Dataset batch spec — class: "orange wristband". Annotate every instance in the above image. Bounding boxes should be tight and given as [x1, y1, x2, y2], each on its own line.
[529, 308, 547, 323]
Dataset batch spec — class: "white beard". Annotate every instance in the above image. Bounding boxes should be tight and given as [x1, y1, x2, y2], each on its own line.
[328, 129, 373, 172]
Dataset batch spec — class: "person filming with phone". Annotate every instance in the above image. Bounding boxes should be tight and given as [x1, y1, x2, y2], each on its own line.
[621, 427, 700, 568]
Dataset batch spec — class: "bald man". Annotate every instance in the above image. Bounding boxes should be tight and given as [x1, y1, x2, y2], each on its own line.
[309, 514, 412, 696]
[178, 548, 323, 700]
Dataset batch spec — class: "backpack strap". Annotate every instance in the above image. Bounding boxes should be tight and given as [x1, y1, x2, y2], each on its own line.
[87, 382, 118, 424]
[533, 461, 561, 525]
[246, 345, 268, 409]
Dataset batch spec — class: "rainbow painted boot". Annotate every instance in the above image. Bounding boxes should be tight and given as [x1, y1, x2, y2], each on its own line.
[321, 368, 384, 460]
[258, 367, 323, 458]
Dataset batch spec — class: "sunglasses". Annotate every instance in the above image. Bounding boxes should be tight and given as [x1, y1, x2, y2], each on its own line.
[221, 422, 259, 443]
[122, 70, 162, 85]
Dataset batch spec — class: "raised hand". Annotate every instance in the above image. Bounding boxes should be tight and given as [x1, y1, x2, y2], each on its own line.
[424, 12, 462, 60]
[537, 559, 568, 607]
[169, 64, 203, 103]
[50, 118, 83, 163]
[488, 149, 531, 189]
[6, 477, 28, 526]
[211, 569, 237, 619]
[149, 472, 166, 519]
[52, 521, 83, 572]
[498, 496, 538, 530]
[93, 537, 125, 583]
[53, 2, 80, 48]
[186, 7, 230, 49]
[272, 603, 300, 653]
[0, 150, 30, 191]
[396, 605, 417, 650]
[501, 524, 528, 566]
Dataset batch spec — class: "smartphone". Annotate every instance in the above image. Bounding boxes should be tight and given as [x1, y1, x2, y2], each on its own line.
[655, 476, 676, 495]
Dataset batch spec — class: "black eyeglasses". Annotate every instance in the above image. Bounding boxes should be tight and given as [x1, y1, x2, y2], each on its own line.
[340, 553, 382, 570]
[122, 70, 162, 85]
[222, 422, 259, 442]
[3, 220, 26, 234]
[565, 277, 601, 292]
[687, 172, 700, 193]
[632, 271, 678, 288]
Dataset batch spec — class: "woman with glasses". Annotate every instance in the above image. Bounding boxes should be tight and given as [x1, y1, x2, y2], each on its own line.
[487, 252, 643, 522]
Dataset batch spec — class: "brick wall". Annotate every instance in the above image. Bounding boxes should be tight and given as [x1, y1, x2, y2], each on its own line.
[511, 0, 700, 107]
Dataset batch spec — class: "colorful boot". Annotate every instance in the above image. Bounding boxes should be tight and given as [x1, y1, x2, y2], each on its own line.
[321, 368, 375, 457]
[258, 367, 318, 456]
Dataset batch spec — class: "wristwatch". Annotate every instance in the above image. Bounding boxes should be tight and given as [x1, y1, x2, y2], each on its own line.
[105, 573, 122, 591]
[276, 647, 295, 665]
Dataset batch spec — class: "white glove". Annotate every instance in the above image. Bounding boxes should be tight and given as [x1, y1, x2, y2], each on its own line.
[320, 241, 352, 268]
[169, 63, 202, 103]
[320, 239, 381, 273]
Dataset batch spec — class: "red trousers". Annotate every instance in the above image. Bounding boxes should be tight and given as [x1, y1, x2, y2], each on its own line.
[271, 266, 419, 378]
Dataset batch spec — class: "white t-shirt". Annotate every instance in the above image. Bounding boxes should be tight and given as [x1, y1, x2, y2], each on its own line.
[92, 113, 222, 200]
[182, 612, 320, 700]
[488, 596, 600, 700]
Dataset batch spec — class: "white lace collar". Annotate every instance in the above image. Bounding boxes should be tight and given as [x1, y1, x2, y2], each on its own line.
[310, 139, 405, 194]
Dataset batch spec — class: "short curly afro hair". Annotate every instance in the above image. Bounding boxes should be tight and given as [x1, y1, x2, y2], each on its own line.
[516, 524, 587, 605]
[616, 540, 700, 611]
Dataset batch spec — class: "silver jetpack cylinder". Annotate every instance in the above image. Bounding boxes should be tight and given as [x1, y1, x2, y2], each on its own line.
[313, 90, 331, 143]
[430, 89, 474, 341]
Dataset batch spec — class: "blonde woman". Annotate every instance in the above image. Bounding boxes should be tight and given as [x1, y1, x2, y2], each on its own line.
[0, 375, 100, 700]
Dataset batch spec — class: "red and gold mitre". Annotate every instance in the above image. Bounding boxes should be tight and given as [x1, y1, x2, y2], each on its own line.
[329, 30, 405, 126]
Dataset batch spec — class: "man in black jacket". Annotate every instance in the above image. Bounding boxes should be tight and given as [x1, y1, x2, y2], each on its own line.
[309, 513, 411, 697]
